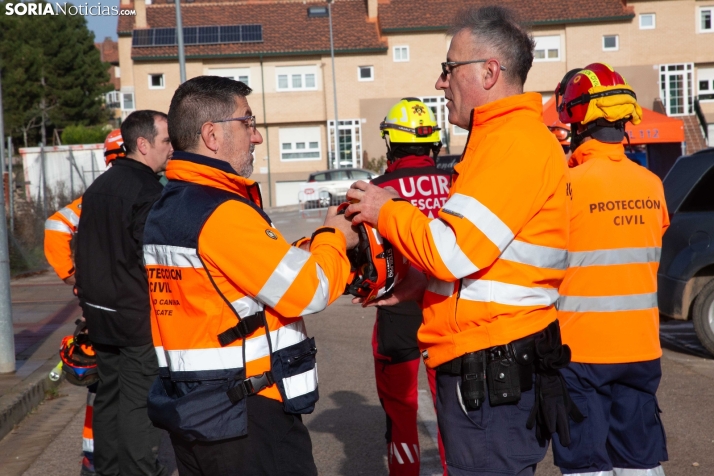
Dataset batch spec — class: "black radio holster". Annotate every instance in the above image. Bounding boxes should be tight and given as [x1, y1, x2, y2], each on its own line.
[460, 351, 486, 410]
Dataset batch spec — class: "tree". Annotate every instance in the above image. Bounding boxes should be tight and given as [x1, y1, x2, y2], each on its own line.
[0, 1, 112, 146]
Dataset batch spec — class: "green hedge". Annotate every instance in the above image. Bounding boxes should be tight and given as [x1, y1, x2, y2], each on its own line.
[61, 125, 112, 145]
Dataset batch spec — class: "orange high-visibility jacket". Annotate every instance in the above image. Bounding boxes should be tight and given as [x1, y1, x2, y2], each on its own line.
[44, 196, 82, 280]
[144, 154, 351, 404]
[558, 140, 669, 363]
[377, 93, 570, 368]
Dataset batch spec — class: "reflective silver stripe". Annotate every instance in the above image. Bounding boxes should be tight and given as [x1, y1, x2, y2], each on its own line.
[425, 276, 455, 297]
[257, 247, 310, 308]
[86, 391, 96, 407]
[443, 193, 514, 252]
[230, 296, 264, 318]
[568, 247, 661, 267]
[59, 207, 80, 226]
[44, 219, 73, 234]
[428, 218, 479, 279]
[83, 437, 94, 454]
[162, 319, 308, 372]
[301, 263, 330, 315]
[460, 279, 559, 307]
[282, 365, 318, 400]
[86, 302, 118, 312]
[501, 240, 568, 270]
[143, 244, 203, 268]
[613, 467, 664, 476]
[557, 292, 658, 312]
[565, 472, 613, 476]
[155, 346, 168, 368]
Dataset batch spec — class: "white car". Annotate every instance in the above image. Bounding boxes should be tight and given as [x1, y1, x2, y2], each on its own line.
[299, 168, 377, 209]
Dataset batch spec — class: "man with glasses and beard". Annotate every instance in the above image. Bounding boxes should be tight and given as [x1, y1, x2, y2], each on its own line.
[142, 76, 358, 475]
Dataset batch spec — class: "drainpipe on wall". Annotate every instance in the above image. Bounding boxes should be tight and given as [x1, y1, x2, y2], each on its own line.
[260, 56, 272, 207]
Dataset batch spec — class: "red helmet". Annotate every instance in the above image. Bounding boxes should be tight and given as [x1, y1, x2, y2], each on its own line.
[103, 129, 126, 166]
[338, 203, 410, 306]
[555, 63, 640, 125]
[60, 334, 98, 386]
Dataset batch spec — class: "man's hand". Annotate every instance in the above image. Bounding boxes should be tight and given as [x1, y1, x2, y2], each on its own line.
[323, 206, 359, 249]
[352, 266, 428, 307]
[63, 275, 76, 285]
[345, 181, 399, 226]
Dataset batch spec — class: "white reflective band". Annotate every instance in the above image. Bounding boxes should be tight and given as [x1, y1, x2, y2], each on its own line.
[558, 292, 658, 312]
[59, 207, 80, 226]
[155, 346, 168, 368]
[501, 240, 568, 270]
[161, 319, 308, 372]
[230, 296, 264, 318]
[86, 302, 117, 312]
[401, 442, 415, 464]
[429, 218, 479, 279]
[426, 276, 455, 297]
[83, 437, 94, 453]
[143, 244, 203, 268]
[86, 391, 96, 407]
[460, 279, 559, 307]
[443, 193, 514, 252]
[301, 264, 330, 315]
[282, 365, 318, 400]
[257, 247, 310, 308]
[44, 219, 73, 234]
[565, 472, 613, 476]
[392, 442, 404, 464]
[569, 247, 661, 267]
[613, 467, 665, 476]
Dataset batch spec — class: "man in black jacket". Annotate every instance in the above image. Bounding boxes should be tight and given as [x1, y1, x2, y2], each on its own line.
[75, 110, 172, 476]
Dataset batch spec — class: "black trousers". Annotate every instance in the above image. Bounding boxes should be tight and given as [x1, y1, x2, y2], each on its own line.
[171, 395, 318, 476]
[93, 342, 167, 476]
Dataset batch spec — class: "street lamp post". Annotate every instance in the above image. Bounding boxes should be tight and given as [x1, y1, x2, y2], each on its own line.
[175, 0, 187, 83]
[327, 0, 340, 169]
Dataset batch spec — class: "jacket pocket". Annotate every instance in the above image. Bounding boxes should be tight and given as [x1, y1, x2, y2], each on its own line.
[147, 368, 248, 442]
[271, 337, 319, 414]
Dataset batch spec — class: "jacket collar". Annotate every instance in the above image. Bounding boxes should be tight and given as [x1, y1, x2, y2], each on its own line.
[112, 157, 159, 177]
[569, 139, 625, 167]
[470, 92, 543, 129]
[386, 155, 435, 173]
[166, 151, 263, 207]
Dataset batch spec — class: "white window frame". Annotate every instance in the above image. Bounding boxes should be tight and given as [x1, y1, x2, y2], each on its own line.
[602, 35, 619, 51]
[533, 36, 561, 62]
[276, 66, 318, 92]
[699, 7, 714, 33]
[114, 66, 121, 78]
[105, 91, 121, 108]
[639, 13, 656, 30]
[698, 67, 714, 102]
[659, 63, 694, 116]
[279, 127, 322, 162]
[327, 119, 362, 168]
[148, 73, 165, 89]
[207, 68, 251, 86]
[122, 92, 135, 111]
[393, 46, 409, 62]
[358, 66, 374, 82]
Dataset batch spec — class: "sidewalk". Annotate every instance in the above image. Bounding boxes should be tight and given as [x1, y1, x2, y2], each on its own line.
[0, 271, 82, 441]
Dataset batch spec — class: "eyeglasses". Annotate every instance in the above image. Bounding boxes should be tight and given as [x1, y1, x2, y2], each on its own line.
[440, 60, 507, 78]
[213, 115, 257, 132]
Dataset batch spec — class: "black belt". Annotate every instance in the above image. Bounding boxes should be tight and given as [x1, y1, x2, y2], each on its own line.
[218, 311, 265, 347]
[436, 333, 536, 376]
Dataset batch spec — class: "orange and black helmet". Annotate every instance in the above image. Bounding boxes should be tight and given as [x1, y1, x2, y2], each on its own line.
[59, 334, 98, 386]
[103, 129, 126, 166]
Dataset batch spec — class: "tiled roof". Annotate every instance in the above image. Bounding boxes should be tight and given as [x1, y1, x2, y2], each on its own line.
[95, 37, 120, 64]
[378, 0, 634, 32]
[125, 0, 386, 60]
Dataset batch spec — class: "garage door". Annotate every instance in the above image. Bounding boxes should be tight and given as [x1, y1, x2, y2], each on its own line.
[275, 181, 304, 206]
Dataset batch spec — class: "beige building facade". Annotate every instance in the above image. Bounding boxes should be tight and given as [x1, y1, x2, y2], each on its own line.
[116, 0, 713, 206]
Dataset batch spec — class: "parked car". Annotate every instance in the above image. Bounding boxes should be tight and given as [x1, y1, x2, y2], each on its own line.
[658, 147, 714, 354]
[299, 168, 377, 209]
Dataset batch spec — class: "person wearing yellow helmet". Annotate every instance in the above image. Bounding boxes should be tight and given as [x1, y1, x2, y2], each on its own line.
[369, 98, 449, 476]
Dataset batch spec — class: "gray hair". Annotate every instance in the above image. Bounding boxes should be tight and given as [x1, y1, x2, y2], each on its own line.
[449, 5, 535, 86]
[168, 76, 253, 152]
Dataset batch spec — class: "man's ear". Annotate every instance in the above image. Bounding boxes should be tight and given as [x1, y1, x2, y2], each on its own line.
[200, 122, 220, 154]
[482, 59, 501, 90]
[136, 137, 150, 156]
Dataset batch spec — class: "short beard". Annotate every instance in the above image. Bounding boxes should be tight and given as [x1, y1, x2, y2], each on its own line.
[222, 125, 254, 178]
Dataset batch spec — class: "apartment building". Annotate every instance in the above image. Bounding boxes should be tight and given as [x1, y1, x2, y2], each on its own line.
[116, 0, 714, 206]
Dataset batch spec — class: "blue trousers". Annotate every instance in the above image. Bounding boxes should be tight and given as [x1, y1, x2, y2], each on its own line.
[436, 372, 547, 476]
[552, 360, 668, 474]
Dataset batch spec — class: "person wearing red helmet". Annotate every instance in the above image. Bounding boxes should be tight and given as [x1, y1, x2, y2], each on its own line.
[43, 128, 127, 476]
[552, 63, 669, 476]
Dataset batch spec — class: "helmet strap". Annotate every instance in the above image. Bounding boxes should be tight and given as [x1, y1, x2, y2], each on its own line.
[571, 118, 627, 151]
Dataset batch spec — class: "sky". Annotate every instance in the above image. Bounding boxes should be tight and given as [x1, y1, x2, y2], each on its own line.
[84, 1, 120, 42]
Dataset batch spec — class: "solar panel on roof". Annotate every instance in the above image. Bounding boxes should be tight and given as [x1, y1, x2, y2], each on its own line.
[132, 24, 262, 47]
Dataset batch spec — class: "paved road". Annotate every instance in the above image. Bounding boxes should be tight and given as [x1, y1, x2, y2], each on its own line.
[1, 209, 713, 476]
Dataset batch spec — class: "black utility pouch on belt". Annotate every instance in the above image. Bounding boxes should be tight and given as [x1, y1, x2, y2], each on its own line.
[460, 351, 486, 410]
[487, 347, 522, 406]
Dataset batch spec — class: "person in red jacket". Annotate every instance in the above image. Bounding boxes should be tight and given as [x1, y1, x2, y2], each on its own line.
[370, 98, 449, 476]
